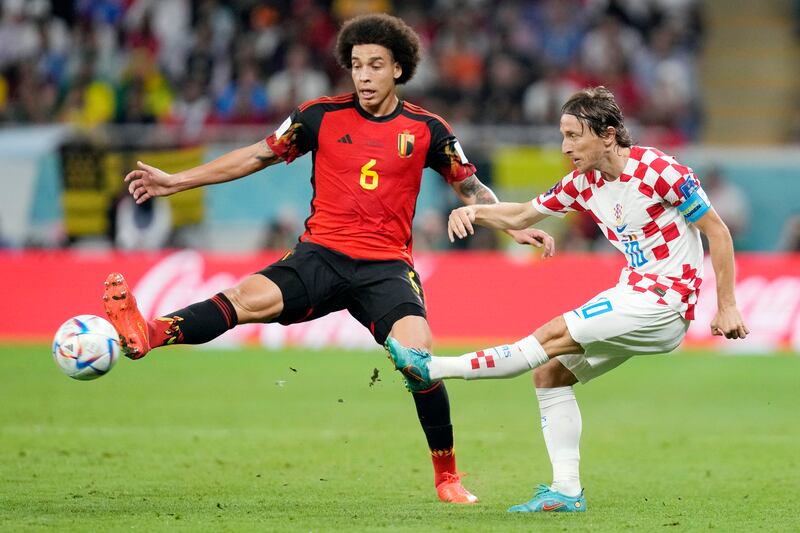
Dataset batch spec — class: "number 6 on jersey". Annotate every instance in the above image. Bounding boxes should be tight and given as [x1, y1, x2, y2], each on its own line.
[360, 159, 379, 190]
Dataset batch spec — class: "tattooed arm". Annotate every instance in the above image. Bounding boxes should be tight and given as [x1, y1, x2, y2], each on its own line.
[450, 175, 501, 206]
[449, 176, 554, 256]
[125, 140, 282, 204]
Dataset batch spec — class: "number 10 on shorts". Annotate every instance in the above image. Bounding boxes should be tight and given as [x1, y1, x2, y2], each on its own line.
[576, 297, 613, 319]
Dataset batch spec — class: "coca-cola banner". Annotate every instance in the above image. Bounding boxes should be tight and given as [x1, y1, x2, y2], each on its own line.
[1, 250, 798, 352]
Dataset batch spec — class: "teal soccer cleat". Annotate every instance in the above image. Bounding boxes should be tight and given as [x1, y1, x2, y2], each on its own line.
[384, 337, 435, 392]
[507, 484, 586, 513]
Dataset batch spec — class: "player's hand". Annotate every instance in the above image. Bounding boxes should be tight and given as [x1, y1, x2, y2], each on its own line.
[710, 306, 749, 339]
[507, 228, 555, 258]
[448, 206, 476, 242]
[124, 161, 176, 204]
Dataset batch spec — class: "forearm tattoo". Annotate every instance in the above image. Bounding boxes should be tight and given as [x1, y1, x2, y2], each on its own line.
[458, 175, 498, 204]
[255, 140, 280, 165]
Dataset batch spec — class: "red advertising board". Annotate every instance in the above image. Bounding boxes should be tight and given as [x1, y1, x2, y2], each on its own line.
[1, 250, 798, 352]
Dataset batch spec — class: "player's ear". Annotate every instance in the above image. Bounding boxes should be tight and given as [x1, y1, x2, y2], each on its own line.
[393, 62, 402, 81]
[603, 126, 616, 147]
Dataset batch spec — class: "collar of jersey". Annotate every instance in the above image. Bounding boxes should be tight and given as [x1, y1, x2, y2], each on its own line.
[353, 93, 404, 122]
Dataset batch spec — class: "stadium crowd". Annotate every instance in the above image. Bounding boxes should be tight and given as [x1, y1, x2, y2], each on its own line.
[0, 0, 704, 144]
[7, 0, 764, 255]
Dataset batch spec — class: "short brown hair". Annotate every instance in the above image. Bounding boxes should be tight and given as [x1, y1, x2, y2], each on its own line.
[335, 14, 421, 85]
[561, 87, 633, 147]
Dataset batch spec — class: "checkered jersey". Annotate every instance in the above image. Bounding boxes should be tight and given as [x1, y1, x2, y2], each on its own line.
[533, 146, 711, 319]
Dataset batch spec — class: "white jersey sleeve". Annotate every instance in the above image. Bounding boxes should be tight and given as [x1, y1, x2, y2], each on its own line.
[532, 171, 591, 218]
[639, 151, 712, 223]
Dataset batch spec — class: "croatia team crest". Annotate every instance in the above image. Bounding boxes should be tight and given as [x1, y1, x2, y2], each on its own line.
[613, 203, 627, 233]
[397, 131, 414, 158]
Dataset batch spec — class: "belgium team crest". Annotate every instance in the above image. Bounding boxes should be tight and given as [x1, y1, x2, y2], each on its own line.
[397, 131, 414, 158]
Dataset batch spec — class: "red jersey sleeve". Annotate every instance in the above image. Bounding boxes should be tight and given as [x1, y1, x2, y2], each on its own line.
[265, 108, 315, 163]
[425, 117, 476, 183]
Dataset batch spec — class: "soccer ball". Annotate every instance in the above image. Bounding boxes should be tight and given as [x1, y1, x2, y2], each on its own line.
[52, 315, 120, 381]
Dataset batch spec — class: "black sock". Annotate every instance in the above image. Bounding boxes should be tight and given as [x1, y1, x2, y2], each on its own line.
[149, 292, 238, 346]
[412, 382, 456, 485]
[412, 381, 454, 451]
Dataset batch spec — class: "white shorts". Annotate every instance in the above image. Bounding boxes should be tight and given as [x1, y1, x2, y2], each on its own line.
[559, 285, 690, 383]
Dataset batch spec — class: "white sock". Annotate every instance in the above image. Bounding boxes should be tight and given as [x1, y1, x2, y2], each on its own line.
[428, 335, 549, 380]
[536, 386, 582, 497]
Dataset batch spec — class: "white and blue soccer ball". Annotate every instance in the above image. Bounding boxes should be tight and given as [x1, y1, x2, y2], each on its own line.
[52, 315, 120, 381]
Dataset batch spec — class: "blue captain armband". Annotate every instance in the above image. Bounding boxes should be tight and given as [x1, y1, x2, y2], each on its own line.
[678, 187, 711, 222]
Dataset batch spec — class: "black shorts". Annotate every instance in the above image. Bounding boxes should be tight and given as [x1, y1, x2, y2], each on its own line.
[258, 242, 426, 344]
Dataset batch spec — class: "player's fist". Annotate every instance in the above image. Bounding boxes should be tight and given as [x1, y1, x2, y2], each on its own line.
[124, 161, 176, 204]
[448, 206, 477, 242]
[710, 306, 749, 339]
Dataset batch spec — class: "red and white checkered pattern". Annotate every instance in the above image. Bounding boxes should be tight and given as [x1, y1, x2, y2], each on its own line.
[533, 146, 707, 319]
[470, 350, 495, 369]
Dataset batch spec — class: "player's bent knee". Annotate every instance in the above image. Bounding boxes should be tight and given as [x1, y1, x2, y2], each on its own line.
[389, 315, 432, 350]
[534, 359, 578, 388]
[223, 275, 284, 323]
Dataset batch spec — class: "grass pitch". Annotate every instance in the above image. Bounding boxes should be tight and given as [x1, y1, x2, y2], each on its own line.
[1, 344, 798, 532]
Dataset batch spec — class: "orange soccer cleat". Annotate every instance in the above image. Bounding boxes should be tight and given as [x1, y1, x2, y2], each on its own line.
[102, 273, 150, 359]
[436, 472, 479, 504]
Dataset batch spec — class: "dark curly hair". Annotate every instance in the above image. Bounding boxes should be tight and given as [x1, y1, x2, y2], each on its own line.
[335, 14, 421, 85]
[561, 86, 633, 147]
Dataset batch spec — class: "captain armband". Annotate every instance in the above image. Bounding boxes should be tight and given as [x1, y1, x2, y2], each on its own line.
[677, 187, 711, 222]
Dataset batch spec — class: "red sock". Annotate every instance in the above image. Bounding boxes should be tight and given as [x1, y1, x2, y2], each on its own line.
[431, 448, 457, 486]
[147, 316, 184, 348]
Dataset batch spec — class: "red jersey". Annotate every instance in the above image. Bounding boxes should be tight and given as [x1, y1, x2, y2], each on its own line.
[266, 93, 476, 265]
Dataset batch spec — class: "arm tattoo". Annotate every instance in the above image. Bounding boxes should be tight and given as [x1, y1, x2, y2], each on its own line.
[254, 140, 280, 165]
[458, 175, 498, 205]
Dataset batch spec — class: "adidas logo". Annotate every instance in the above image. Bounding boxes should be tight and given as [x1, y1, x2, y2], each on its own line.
[337, 134, 353, 144]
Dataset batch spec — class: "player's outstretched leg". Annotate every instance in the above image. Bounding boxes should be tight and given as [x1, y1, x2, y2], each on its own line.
[103, 272, 240, 359]
[103, 273, 150, 359]
[384, 337, 434, 391]
[386, 336, 550, 382]
[507, 484, 586, 513]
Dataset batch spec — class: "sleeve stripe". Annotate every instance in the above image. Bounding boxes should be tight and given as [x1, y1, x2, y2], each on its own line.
[403, 102, 454, 133]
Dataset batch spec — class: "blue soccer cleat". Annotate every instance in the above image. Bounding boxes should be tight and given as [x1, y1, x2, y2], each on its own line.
[384, 337, 435, 392]
[507, 484, 586, 513]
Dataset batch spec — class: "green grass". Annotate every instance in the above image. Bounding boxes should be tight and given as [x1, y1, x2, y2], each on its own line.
[1, 344, 798, 532]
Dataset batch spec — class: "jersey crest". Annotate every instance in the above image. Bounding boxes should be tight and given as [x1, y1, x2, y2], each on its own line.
[397, 131, 414, 158]
[613, 203, 627, 233]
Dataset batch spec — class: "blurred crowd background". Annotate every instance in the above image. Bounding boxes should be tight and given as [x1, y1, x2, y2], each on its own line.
[0, 0, 798, 254]
[1, 0, 705, 141]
